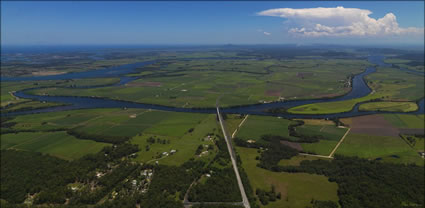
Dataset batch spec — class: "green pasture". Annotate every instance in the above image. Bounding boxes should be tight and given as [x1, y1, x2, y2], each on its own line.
[288, 66, 424, 114]
[296, 124, 347, 141]
[235, 115, 298, 143]
[1, 78, 119, 106]
[27, 58, 370, 108]
[0, 131, 109, 160]
[278, 154, 328, 166]
[130, 114, 219, 166]
[359, 101, 418, 112]
[237, 147, 339, 208]
[384, 114, 425, 129]
[301, 140, 338, 156]
[335, 133, 423, 165]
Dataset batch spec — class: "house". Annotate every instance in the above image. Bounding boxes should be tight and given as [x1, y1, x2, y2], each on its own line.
[247, 139, 256, 143]
[162, 152, 168, 156]
[205, 174, 211, 177]
[96, 172, 104, 178]
[170, 149, 177, 154]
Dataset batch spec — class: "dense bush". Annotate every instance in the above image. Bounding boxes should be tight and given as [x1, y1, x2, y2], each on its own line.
[278, 155, 424, 208]
[257, 135, 299, 170]
[188, 168, 242, 202]
[67, 128, 130, 144]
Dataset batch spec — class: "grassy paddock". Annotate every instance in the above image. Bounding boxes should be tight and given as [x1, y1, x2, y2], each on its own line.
[384, 114, 425, 129]
[0, 131, 110, 160]
[359, 101, 418, 112]
[236, 115, 298, 143]
[237, 147, 339, 208]
[335, 133, 423, 165]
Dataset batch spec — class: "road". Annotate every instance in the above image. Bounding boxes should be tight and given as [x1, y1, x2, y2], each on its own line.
[216, 105, 251, 208]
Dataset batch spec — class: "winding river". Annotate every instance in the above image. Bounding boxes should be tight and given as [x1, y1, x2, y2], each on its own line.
[2, 55, 424, 118]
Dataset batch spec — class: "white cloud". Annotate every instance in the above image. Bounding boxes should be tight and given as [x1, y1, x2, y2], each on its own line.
[258, 6, 424, 37]
[263, 31, 271, 36]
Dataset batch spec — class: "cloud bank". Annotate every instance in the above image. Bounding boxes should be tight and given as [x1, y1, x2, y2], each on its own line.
[258, 6, 424, 37]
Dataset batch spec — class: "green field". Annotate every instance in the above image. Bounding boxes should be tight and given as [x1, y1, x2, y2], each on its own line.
[288, 66, 424, 114]
[278, 154, 329, 166]
[359, 101, 418, 112]
[335, 133, 423, 165]
[293, 121, 347, 155]
[235, 115, 298, 143]
[0, 78, 120, 107]
[26, 58, 370, 108]
[1, 132, 110, 160]
[301, 140, 338, 156]
[4, 108, 222, 165]
[296, 124, 347, 141]
[384, 114, 425, 129]
[237, 147, 339, 208]
[130, 114, 220, 166]
[384, 58, 425, 72]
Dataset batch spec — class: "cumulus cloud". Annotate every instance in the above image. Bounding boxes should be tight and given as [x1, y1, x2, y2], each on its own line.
[257, 6, 424, 37]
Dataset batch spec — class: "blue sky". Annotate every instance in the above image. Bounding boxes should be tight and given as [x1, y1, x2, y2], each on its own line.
[1, 1, 424, 46]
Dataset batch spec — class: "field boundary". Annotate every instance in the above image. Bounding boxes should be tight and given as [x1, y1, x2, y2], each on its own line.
[329, 128, 351, 157]
[231, 115, 249, 138]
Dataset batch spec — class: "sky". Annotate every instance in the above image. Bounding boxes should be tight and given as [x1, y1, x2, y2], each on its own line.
[1, 1, 424, 46]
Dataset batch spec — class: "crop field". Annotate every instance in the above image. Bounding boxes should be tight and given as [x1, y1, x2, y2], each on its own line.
[235, 115, 298, 143]
[130, 114, 220, 166]
[27, 58, 370, 108]
[301, 140, 338, 156]
[384, 58, 425, 72]
[359, 101, 418, 112]
[237, 147, 339, 208]
[1, 101, 66, 114]
[384, 114, 425, 129]
[7, 108, 210, 138]
[292, 121, 347, 155]
[277, 155, 329, 166]
[0, 78, 119, 107]
[4, 108, 221, 165]
[0, 131, 110, 160]
[335, 133, 423, 165]
[296, 124, 347, 141]
[288, 66, 424, 114]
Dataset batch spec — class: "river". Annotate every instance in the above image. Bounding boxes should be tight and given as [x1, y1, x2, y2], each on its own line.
[2, 56, 424, 118]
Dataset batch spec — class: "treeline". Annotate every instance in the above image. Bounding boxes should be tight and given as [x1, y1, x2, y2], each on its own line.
[67, 128, 130, 144]
[1, 143, 140, 205]
[307, 200, 339, 208]
[255, 185, 281, 205]
[191, 204, 244, 208]
[278, 155, 424, 208]
[0, 150, 73, 204]
[210, 135, 231, 166]
[188, 168, 242, 202]
[238, 167, 260, 208]
[257, 135, 299, 170]
[287, 121, 323, 143]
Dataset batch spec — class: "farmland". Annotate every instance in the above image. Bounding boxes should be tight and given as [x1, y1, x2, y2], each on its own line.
[1, 46, 424, 208]
[359, 101, 418, 112]
[288, 66, 424, 114]
[235, 115, 298, 143]
[1, 131, 109, 160]
[236, 147, 339, 208]
[26, 58, 371, 108]
[335, 133, 423, 165]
